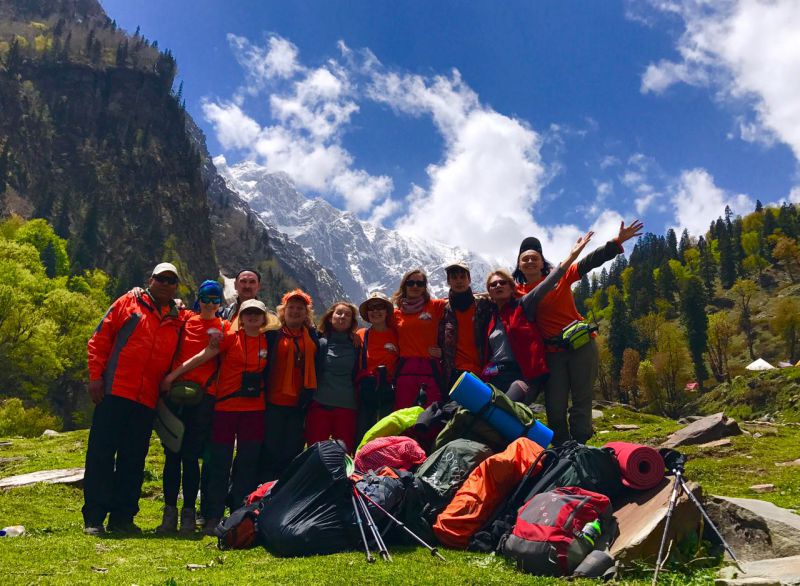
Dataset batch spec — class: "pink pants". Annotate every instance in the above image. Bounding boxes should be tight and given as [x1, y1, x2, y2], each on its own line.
[305, 401, 357, 453]
[394, 357, 442, 409]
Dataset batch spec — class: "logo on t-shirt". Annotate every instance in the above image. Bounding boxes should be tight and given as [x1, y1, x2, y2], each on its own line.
[259, 349, 268, 359]
[384, 343, 398, 353]
[419, 312, 432, 320]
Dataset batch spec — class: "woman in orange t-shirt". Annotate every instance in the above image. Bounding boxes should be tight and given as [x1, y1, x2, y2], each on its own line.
[162, 298, 270, 533]
[355, 292, 399, 443]
[512, 220, 643, 445]
[391, 269, 446, 409]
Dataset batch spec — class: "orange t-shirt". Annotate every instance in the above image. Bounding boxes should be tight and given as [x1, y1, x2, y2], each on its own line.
[393, 299, 446, 358]
[528, 264, 585, 344]
[175, 314, 229, 395]
[215, 329, 267, 412]
[356, 327, 399, 377]
[454, 305, 481, 375]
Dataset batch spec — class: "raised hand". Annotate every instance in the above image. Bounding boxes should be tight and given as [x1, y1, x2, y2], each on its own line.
[561, 231, 594, 268]
[615, 220, 644, 245]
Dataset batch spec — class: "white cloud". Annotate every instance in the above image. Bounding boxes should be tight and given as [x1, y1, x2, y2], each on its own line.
[789, 186, 800, 204]
[204, 34, 392, 215]
[639, 0, 800, 160]
[671, 168, 753, 236]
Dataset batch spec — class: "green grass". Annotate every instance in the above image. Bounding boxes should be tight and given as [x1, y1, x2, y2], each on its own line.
[5, 406, 795, 585]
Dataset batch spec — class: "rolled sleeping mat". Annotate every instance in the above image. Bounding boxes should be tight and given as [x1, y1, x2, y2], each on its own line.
[603, 441, 664, 490]
[450, 372, 553, 448]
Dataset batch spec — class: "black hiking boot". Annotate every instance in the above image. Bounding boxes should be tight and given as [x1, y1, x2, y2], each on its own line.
[155, 505, 178, 534]
[107, 519, 143, 535]
[179, 507, 197, 535]
[202, 517, 220, 537]
[83, 524, 106, 537]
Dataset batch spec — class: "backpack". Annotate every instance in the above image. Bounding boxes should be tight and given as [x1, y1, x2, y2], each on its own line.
[501, 487, 614, 576]
[401, 439, 494, 546]
[217, 502, 261, 550]
[256, 440, 355, 557]
[469, 441, 623, 553]
[433, 437, 544, 549]
[354, 471, 409, 541]
[354, 436, 427, 473]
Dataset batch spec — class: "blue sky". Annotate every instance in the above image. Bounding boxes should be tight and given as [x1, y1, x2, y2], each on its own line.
[101, 0, 800, 264]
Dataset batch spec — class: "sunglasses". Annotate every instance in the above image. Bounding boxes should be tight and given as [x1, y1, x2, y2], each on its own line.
[488, 279, 509, 289]
[199, 296, 221, 304]
[241, 310, 264, 317]
[153, 274, 178, 285]
[367, 304, 387, 311]
[405, 279, 427, 288]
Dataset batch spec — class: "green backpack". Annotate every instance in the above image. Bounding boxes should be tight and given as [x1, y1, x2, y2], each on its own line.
[433, 385, 537, 452]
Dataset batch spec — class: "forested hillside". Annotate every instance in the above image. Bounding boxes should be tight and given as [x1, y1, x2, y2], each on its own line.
[579, 202, 800, 418]
[0, 0, 347, 306]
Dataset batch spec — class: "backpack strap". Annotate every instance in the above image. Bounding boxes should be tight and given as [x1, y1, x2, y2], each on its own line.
[361, 328, 370, 372]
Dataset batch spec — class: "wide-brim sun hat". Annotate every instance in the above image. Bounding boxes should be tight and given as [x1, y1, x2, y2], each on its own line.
[359, 291, 393, 322]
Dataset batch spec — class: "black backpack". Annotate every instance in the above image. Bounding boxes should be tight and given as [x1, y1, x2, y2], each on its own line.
[216, 502, 261, 550]
[469, 441, 622, 552]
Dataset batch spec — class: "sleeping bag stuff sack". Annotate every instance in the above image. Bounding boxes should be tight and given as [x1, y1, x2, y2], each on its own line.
[256, 440, 355, 557]
[433, 437, 544, 549]
[401, 439, 494, 546]
[603, 441, 664, 490]
[501, 487, 614, 576]
[450, 372, 553, 448]
[355, 471, 409, 541]
[354, 436, 427, 473]
[357, 406, 424, 451]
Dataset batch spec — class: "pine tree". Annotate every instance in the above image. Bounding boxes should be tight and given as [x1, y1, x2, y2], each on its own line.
[732, 278, 758, 360]
[607, 287, 638, 391]
[666, 228, 679, 260]
[573, 274, 590, 314]
[732, 217, 745, 276]
[6, 38, 22, 72]
[718, 222, 737, 289]
[681, 275, 709, 386]
[678, 229, 691, 262]
[697, 236, 717, 298]
[755, 199, 763, 213]
[657, 258, 677, 304]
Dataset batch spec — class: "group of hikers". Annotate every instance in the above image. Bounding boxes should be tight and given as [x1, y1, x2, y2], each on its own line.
[81, 220, 643, 537]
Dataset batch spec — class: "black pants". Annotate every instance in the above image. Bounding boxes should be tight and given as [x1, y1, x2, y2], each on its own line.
[82, 395, 154, 526]
[161, 395, 214, 509]
[260, 404, 306, 482]
[205, 441, 261, 519]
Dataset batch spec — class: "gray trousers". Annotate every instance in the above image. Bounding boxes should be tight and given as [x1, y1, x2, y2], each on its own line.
[543, 338, 599, 445]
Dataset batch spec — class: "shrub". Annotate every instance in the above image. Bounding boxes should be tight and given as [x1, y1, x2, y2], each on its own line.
[0, 398, 62, 437]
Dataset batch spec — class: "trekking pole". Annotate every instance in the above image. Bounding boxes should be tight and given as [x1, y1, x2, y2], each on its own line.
[355, 486, 446, 562]
[351, 493, 374, 563]
[651, 471, 681, 586]
[675, 472, 743, 572]
[354, 487, 391, 562]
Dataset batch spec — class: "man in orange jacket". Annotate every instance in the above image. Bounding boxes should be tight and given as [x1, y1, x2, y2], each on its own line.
[82, 262, 184, 535]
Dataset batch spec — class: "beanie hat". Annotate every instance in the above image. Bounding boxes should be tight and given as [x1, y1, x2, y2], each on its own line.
[198, 279, 224, 297]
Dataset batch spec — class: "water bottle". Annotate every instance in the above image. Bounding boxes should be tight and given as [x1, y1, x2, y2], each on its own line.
[0, 525, 25, 537]
[580, 519, 601, 547]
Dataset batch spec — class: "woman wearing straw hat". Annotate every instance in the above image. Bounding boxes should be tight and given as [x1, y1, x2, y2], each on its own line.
[355, 292, 399, 444]
[161, 298, 271, 534]
[156, 280, 228, 535]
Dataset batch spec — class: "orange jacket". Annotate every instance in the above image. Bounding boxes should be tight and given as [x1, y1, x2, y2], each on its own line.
[433, 437, 544, 548]
[88, 292, 184, 409]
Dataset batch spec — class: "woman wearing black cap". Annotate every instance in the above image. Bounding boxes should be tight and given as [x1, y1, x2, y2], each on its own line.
[513, 220, 643, 445]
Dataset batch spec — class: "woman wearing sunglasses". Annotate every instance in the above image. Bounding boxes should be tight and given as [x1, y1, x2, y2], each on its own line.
[354, 292, 399, 444]
[511, 220, 643, 446]
[161, 297, 271, 534]
[390, 269, 447, 409]
[480, 233, 594, 403]
[155, 280, 227, 535]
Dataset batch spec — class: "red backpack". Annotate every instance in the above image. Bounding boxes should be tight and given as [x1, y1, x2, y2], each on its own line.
[501, 487, 614, 576]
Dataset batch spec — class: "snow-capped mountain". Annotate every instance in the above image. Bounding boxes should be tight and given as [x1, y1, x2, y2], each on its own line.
[216, 159, 495, 302]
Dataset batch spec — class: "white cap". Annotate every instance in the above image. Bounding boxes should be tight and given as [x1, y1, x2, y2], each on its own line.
[152, 262, 179, 279]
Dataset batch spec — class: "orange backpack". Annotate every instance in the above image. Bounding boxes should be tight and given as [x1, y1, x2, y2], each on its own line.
[433, 437, 544, 549]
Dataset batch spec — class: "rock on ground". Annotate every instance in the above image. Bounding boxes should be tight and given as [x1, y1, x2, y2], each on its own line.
[0, 468, 84, 489]
[705, 496, 800, 562]
[610, 477, 701, 565]
[661, 412, 742, 448]
[718, 555, 800, 585]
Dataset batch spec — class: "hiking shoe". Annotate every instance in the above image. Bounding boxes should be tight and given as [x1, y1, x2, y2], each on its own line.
[107, 520, 143, 535]
[202, 517, 220, 537]
[179, 507, 197, 535]
[155, 505, 178, 534]
[83, 524, 106, 537]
